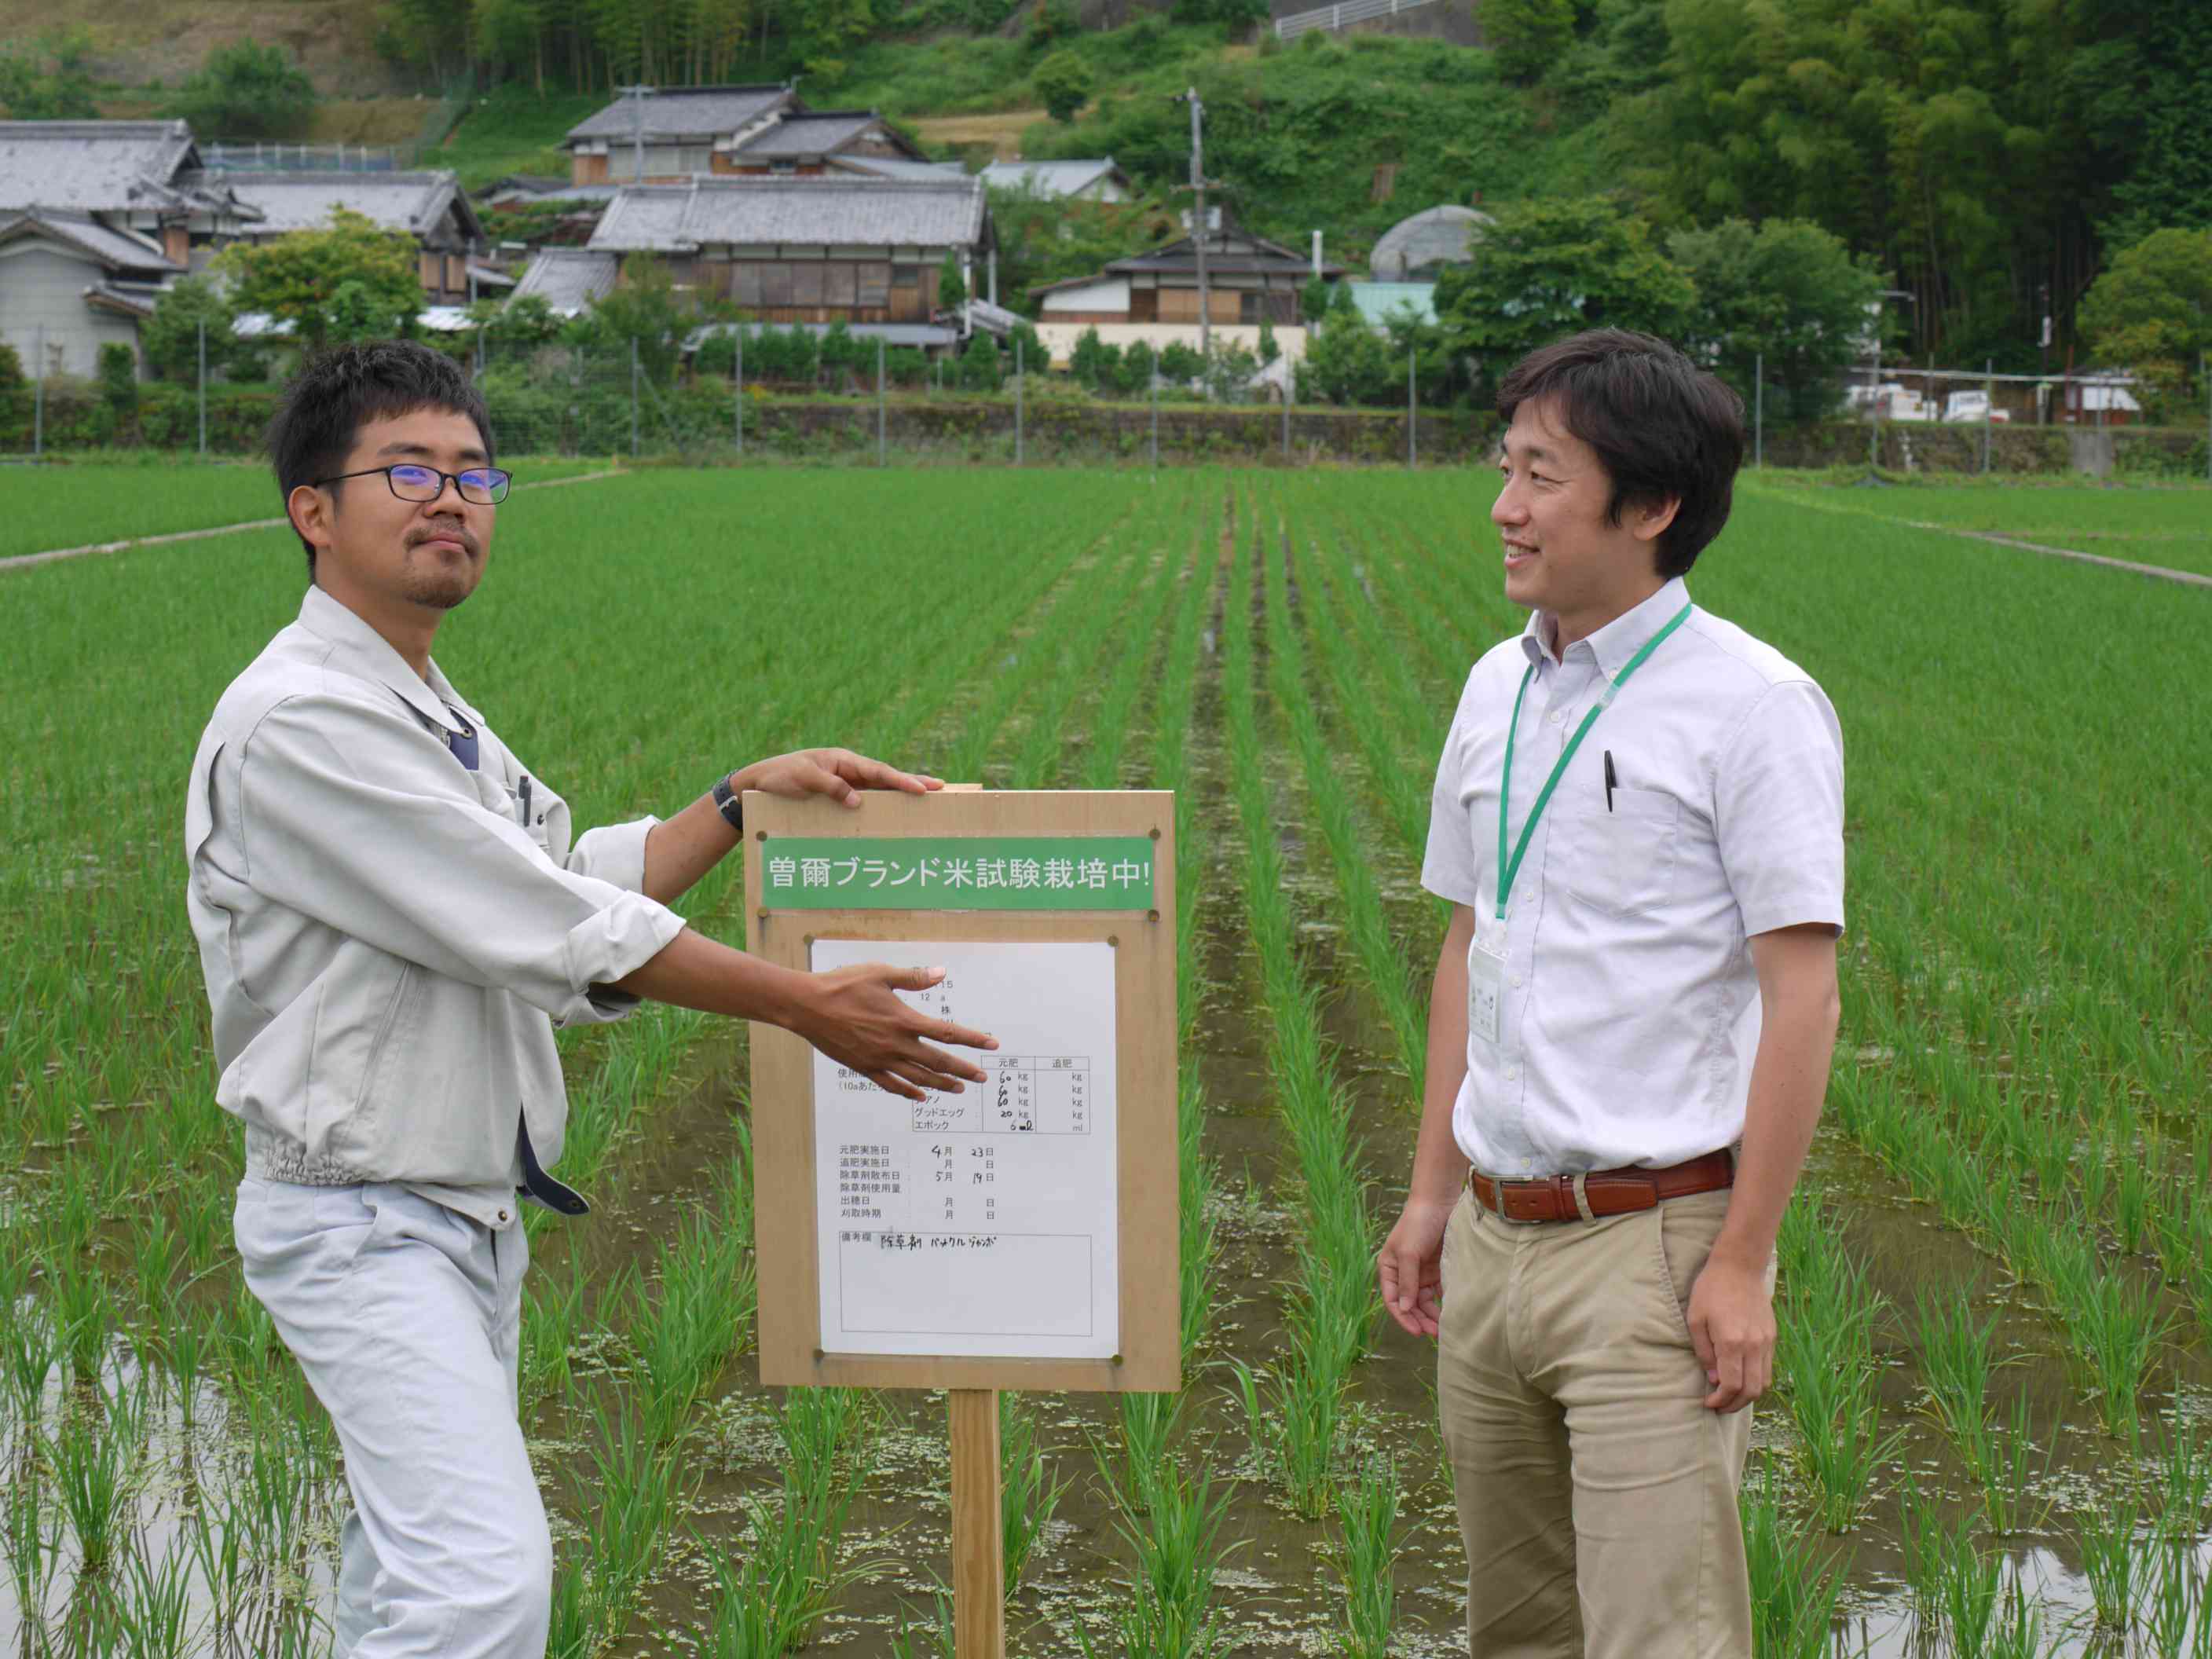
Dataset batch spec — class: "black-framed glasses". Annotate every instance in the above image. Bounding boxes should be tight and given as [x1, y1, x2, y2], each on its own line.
[314, 464, 512, 505]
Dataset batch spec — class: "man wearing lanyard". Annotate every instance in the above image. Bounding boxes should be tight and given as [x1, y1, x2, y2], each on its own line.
[187, 341, 996, 1655]
[1377, 328, 1844, 1657]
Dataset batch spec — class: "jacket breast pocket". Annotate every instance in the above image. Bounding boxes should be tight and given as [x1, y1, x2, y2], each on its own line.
[1555, 786, 1680, 918]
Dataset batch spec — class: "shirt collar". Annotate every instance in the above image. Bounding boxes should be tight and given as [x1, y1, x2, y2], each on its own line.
[1519, 577, 1694, 679]
[296, 584, 474, 735]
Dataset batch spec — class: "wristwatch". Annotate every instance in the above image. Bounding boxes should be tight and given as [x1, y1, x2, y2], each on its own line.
[710, 771, 745, 834]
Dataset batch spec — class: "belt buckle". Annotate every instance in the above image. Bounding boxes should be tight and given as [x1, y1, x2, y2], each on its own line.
[1495, 1179, 1549, 1225]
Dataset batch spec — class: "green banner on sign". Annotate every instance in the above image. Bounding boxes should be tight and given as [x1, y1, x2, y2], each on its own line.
[760, 837, 1155, 910]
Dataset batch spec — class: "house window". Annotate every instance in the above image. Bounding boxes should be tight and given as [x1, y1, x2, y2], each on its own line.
[892, 265, 921, 287]
[771, 159, 797, 175]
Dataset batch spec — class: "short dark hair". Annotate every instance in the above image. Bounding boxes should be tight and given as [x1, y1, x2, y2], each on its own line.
[267, 339, 494, 578]
[1496, 329, 1745, 579]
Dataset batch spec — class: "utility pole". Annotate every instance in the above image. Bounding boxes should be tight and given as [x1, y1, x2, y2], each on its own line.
[617, 84, 654, 184]
[1171, 88, 1214, 378]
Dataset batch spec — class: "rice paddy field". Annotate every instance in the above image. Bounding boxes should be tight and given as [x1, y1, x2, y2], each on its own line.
[2, 463, 2209, 1657]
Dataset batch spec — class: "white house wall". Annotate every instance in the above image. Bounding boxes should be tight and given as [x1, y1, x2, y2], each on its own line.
[1039, 276, 1131, 315]
[1031, 320, 1310, 371]
[0, 242, 141, 378]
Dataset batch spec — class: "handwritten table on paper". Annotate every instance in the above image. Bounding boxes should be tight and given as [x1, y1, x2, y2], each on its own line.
[809, 939, 1119, 1360]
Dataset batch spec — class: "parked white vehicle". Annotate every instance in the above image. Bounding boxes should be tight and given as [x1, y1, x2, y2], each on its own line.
[1847, 382, 1939, 421]
[1943, 390, 2009, 423]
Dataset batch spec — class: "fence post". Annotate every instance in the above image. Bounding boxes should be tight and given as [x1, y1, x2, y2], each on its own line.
[32, 324, 43, 456]
[197, 318, 207, 456]
[1990, 356, 2008, 473]
[1752, 351, 1763, 469]
[1150, 372, 1158, 471]
[1282, 356, 1291, 460]
[629, 337, 639, 459]
[2203, 350, 2210, 485]
[877, 335, 887, 467]
[1406, 347, 1415, 470]
[1014, 333, 1024, 467]
[734, 328, 744, 456]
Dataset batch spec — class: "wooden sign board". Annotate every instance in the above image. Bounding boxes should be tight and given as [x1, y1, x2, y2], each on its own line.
[745, 788, 1178, 1394]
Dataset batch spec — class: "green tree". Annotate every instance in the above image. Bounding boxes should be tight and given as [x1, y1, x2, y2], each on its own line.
[1434, 196, 1694, 386]
[97, 342, 138, 437]
[2078, 226, 2212, 417]
[166, 42, 317, 140]
[1299, 276, 1334, 325]
[1302, 307, 1395, 406]
[1667, 218, 1884, 423]
[1068, 324, 1120, 390]
[141, 276, 241, 383]
[939, 252, 968, 310]
[1033, 50, 1095, 124]
[786, 0, 876, 80]
[957, 335, 1004, 391]
[1256, 315, 1280, 365]
[1482, 0, 1574, 85]
[576, 255, 693, 383]
[0, 29, 97, 119]
[217, 209, 425, 351]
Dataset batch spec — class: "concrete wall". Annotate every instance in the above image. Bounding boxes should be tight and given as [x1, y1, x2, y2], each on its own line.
[0, 243, 141, 379]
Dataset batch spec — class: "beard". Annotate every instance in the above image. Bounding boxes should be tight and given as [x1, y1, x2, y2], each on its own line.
[399, 533, 479, 610]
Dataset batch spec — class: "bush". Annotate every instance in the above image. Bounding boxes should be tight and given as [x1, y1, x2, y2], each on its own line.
[1033, 49, 1096, 124]
[958, 336, 1004, 391]
[166, 41, 317, 140]
[141, 276, 242, 383]
[97, 343, 138, 433]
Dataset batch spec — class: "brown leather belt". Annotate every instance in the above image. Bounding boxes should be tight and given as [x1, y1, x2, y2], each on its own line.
[1467, 1148, 1736, 1225]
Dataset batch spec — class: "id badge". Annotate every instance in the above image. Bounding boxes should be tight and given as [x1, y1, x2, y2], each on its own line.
[1467, 924, 1506, 1048]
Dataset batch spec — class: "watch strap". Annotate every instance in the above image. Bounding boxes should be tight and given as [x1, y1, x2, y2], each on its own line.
[711, 772, 745, 833]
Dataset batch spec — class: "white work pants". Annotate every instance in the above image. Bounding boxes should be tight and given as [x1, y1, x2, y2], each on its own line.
[233, 1178, 551, 1658]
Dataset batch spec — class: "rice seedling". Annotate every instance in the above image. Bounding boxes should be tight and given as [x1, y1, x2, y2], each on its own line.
[1000, 1391, 1068, 1597]
[1072, 1459, 1236, 1659]
[1776, 1199, 1899, 1531]
[1091, 1390, 1182, 1519]
[1977, 1393, 2052, 1539]
[717, 1393, 882, 1652]
[581, 1397, 698, 1645]
[49, 1387, 146, 1580]
[1229, 1348, 1347, 1521]
[107, 1538, 201, 1659]
[1328, 1449, 1402, 1659]
[519, 1244, 589, 1411]
[888, 1585, 957, 1659]
[2077, 1486, 2144, 1632]
[1, 1460, 60, 1628]
[1742, 1463, 1847, 1659]
[628, 1196, 756, 1445]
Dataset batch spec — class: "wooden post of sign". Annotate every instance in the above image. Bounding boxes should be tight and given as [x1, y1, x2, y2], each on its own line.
[950, 1389, 1005, 1659]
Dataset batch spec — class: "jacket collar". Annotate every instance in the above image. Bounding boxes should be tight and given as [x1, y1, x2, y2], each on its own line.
[296, 584, 476, 734]
[1520, 576, 1693, 679]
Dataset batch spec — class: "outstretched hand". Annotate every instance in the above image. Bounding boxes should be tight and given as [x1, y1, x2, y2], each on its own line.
[732, 749, 943, 808]
[793, 963, 997, 1102]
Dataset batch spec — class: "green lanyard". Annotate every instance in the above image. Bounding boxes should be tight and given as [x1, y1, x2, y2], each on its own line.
[1495, 602, 1693, 921]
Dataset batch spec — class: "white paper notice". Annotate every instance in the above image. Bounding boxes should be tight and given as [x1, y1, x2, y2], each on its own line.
[809, 939, 1119, 1360]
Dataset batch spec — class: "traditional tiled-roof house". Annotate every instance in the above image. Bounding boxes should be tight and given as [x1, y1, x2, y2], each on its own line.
[585, 177, 991, 341]
[174, 170, 489, 303]
[0, 119, 251, 374]
[562, 87, 936, 187]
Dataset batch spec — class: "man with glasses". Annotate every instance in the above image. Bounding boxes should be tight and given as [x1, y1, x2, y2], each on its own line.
[185, 340, 994, 1656]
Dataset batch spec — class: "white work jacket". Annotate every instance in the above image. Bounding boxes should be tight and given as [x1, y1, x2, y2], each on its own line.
[185, 585, 686, 1220]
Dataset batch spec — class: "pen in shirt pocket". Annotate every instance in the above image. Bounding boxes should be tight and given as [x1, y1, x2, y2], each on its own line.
[1602, 750, 1617, 813]
[519, 775, 533, 827]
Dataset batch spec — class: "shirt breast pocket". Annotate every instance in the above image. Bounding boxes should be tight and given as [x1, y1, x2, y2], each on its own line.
[1555, 786, 1680, 919]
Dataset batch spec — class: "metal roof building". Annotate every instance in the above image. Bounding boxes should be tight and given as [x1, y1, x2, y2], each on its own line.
[509, 247, 621, 316]
[1368, 203, 1491, 280]
[978, 159, 1132, 202]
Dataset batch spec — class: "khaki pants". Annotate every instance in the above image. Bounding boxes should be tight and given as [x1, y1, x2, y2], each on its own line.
[1437, 1185, 1764, 1659]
